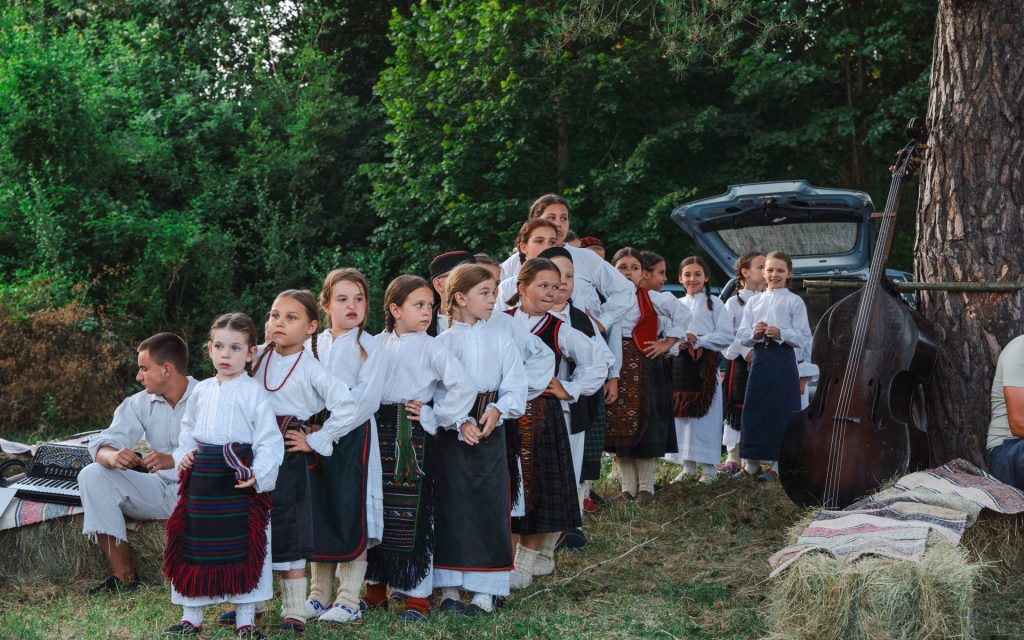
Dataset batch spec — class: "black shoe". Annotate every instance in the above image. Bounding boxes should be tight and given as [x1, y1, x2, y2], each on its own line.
[237, 625, 268, 639]
[439, 598, 466, 614]
[463, 603, 494, 617]
[83, 575, 143, 595]
[162, 621, 201, 637]
[588, 489, 606, 505]
[556, 528, 587, 551]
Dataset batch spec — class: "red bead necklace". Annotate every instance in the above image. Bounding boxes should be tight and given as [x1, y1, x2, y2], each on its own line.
[263, 349, 303, 392]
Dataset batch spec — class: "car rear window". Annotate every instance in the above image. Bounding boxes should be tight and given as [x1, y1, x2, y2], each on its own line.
[717, 222, 859, 257]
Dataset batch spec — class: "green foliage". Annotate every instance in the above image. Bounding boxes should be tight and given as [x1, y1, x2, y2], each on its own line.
[369, 0, 935, 279]
[0, 0, 937, 433]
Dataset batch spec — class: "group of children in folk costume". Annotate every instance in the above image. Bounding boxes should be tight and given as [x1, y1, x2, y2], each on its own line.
[159, 190, 815, 638]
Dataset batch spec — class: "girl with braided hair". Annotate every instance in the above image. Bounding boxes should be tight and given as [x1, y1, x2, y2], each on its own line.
[223, 290, 360, 634]
[301, 270, 387, 625]
[430, 263, 527, 615]
[361, 275, 476, 622]
[665, 257, 734, 483]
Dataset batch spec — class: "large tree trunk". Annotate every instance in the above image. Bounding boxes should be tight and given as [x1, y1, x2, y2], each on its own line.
[915, 0, 1024, 466]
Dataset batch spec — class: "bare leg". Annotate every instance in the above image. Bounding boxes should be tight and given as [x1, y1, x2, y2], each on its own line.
[520, 533, 543, 550]
[97, 534, 136, 582]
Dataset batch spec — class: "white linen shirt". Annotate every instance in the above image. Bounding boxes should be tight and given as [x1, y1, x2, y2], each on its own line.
[438, 319, 527, 423]
[737, 287, 813, 353]
[89, 377, 198, 484]
[253, 348, 360, 458]
[723, 290, 758, 360]
[509, 308, 608, 401]
[676, 293, 734, 353]
[173, 375, 284, 493]
[488, 310, 556, 400]
[609, 287, 689, 376]
[305, 330, 386, 454]
[374, 330, 477, 435]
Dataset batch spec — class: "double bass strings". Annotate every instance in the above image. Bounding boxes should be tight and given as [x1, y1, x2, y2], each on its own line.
[822, 141, 915, 508]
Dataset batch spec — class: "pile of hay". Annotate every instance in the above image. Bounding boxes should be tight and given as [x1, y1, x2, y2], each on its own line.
[766, 533, 982, 640]
[0, 515, 167, 587]
[961, 509, 1024, 574]
[767, 509, 1024, 640]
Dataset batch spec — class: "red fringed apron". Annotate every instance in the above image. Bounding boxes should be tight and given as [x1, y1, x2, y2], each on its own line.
[164, 443, 271, 598]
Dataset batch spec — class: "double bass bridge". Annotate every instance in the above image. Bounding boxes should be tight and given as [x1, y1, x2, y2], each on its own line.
[832, 415, 863, 425]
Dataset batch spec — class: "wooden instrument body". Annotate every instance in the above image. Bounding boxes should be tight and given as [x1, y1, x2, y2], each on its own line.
[780, 280, 938, 508]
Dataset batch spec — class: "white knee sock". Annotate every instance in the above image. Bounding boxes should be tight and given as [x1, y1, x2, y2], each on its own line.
[617, 457, 638, 496]
[699, 463, 718, 479]
[470, 592, 494, 612]
[744, 460, 760, 475]
[280, 577, 307, 623]
[181, 606, 204, 627]
[333, 560, 367, 611]
[637, 458, 657, 494]
[234, 602, 255, 629]
[308, 561, 335, 606]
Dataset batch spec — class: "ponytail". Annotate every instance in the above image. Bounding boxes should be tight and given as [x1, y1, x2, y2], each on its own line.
[251, 341, 275, 376]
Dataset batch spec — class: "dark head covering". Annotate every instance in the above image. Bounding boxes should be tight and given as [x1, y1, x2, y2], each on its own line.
[429, 251, 476, 280]
[539, 246, 573, 263]
[579, 236, 603, 249]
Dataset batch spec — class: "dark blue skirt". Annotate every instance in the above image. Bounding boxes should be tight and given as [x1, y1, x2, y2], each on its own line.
[740, 342, 800, 461]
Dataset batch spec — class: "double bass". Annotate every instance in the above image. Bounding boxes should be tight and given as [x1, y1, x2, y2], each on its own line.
[779, 118, 938, 509]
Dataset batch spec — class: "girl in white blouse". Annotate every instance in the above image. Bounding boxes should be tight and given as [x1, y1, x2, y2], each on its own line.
[607, 248, 687, 503]
[433, 264, 528, 615]
[720, 251, 766, 476]
[666, 256, 734, 483]
[165, 313, 283, 640]
[362, 275, 476, 623]
[303, 269, 387, 624]
[736, 252, 812, 481]
[249, 290, 360, 634]
[505, 258, 609, 588]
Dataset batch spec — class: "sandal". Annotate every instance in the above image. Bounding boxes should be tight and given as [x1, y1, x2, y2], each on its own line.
[716, 461, 741, 475]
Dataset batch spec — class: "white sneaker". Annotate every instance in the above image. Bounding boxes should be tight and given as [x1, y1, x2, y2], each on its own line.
[304, 599, 329, 620]
[318, 604, 362, 624]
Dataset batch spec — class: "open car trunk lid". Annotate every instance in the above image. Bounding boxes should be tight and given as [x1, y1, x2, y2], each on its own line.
[670, 180, 875, 278]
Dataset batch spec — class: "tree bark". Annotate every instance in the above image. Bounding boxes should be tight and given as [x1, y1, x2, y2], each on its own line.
[915, 0, 1024, 466]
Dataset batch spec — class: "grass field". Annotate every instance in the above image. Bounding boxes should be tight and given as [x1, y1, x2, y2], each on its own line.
[1, 464, 1020, 639]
